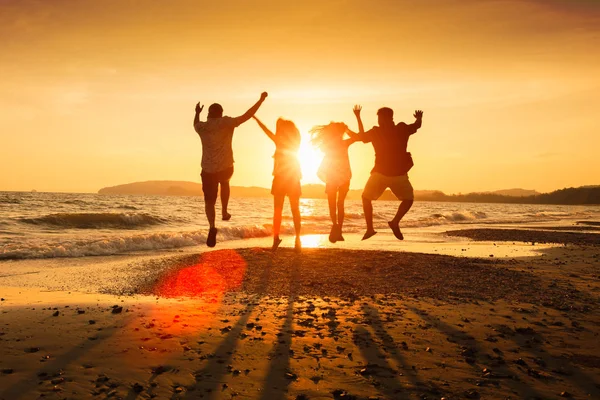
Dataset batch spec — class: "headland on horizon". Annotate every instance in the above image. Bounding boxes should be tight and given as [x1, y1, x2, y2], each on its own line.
[97, 180, 600, 205]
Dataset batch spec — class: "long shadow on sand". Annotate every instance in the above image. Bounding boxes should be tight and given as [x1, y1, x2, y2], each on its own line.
[1, 314, 134, 400]
[406, 305, 549, 399]
[493, 310, 600, 397]
[361, 303, 443, 398]
[258, 256, 300, 400]
[178, 251, 276, 399]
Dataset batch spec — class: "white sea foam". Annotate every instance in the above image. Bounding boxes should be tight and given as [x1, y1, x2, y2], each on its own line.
[0, 225, 273, 259]
[18, 212, 167, 229]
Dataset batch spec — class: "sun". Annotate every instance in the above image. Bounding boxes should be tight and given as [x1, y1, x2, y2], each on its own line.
[298, 132, 323, 183]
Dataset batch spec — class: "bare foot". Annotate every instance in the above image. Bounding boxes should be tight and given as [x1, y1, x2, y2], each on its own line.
[294, 237, 302, 252]
[207, 227, 218, 247]
[272, 237, 282, 251]
[388, 221, 404, 240]
[222, 212, 232, 221]
[361, 230, 377, 241]
[329, 224, 338, 243]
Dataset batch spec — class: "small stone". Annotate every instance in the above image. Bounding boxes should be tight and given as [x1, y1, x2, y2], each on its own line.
[1, 368, 14, 374]
[560, 391, 572, 398]
[77, 310, 85, 314]
[25, 347, 40, 353]
[151, 366, 166, 375]
[89, 320, 96, 325]
[515, 358, 527, 366]
[285, 372, 298, 380]
[132, 383, 144, 393]
[111, 306, 123, 314]
[52, 311, 59, 317]
[464, 389, 480, 399]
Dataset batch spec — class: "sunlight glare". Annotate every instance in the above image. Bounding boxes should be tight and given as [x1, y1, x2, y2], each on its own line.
[300, 234, 328, 248]
[298, 132, 323, 184]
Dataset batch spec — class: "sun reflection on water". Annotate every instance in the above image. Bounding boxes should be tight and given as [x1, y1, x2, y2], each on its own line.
[299, 198, 318, 217]
[300, 234, 328, 248]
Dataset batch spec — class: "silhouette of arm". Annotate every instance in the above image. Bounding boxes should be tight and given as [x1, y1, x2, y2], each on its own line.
[343, 137, 358, 146]
[345, 128, 361, 141]
[193, 102, 204, 129]
[353, 105, 365, 134]
[404, 110, 423, 134]
[252, 116, 276, 142]
[350, 104, 371, 142]
[232, 92, 268, 126]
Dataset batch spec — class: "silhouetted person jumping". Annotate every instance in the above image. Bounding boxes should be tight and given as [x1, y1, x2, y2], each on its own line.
[193, 92, 268, 247]
[252, 116, 303, 252]
[309, 105, 363, 243]
[356, 107, 423, 241]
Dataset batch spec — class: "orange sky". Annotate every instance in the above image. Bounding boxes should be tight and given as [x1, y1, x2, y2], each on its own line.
[1, 0, 599, 194]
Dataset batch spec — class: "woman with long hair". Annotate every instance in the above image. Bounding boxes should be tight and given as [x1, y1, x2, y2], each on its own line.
[252, 116, 302, 251]
[310, 105, 363, 242]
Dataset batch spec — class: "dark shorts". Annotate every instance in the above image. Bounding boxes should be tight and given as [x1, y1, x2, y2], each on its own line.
[201, 167, 234, 202]
[325, 180, 350, 195]
[271, 175, 301, 198]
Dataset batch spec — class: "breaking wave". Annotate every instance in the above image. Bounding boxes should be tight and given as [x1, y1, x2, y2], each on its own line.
[0, 225, 274, 259]
[18, 212, 167, 229]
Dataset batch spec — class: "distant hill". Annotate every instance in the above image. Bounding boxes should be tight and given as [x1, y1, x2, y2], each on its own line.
[98, 181, 203, 196]
[98, 181, 600, 205]
[488, 188, 540, 197]
[415, 187, 600, 205]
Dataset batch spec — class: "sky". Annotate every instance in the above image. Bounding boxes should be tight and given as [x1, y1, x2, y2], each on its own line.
[0, 0, 599, 194]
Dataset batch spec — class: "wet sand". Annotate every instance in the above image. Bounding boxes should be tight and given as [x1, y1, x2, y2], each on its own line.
[446, 227, 600, 246]
[1, 231, 600, 399]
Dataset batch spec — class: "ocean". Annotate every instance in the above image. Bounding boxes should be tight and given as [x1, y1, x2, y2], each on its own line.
[1, 191, 599, 260]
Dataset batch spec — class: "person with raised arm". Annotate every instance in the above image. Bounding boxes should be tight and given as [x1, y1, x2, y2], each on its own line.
[309, 105, 363, 242]
[193, 92, 268, 247]
[252, 115, 302, 252]
[355, 106, 423, 241]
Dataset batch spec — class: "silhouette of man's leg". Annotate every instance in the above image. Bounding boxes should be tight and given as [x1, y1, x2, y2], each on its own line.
[362, 196, 377, 240]
[201, 171, 219, 247]
[391, 200, 413, 226]
[205, 198, 216, 229]
[221, 180, 231, 221]
[388, 176, 414, 240]
[362, 175, 384, 240]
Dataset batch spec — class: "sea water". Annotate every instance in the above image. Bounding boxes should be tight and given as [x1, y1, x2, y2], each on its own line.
[1, 191, 598, 259]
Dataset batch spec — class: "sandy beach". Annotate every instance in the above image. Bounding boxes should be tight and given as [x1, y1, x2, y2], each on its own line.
[1, 229, 599, 400]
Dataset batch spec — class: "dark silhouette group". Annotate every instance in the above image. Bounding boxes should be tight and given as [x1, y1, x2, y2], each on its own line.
[193, 92, 423, 250]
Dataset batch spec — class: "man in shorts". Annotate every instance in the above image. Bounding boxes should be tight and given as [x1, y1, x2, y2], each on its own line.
[193, 92, 268, 247]
[358, 107, 423, 241]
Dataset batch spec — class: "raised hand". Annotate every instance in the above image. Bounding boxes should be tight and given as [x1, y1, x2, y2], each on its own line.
[353, 104, 362, 115]
[195, 102, 204, 113]
[260, 92, 268, 101]
[414, 110, 423, 119]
